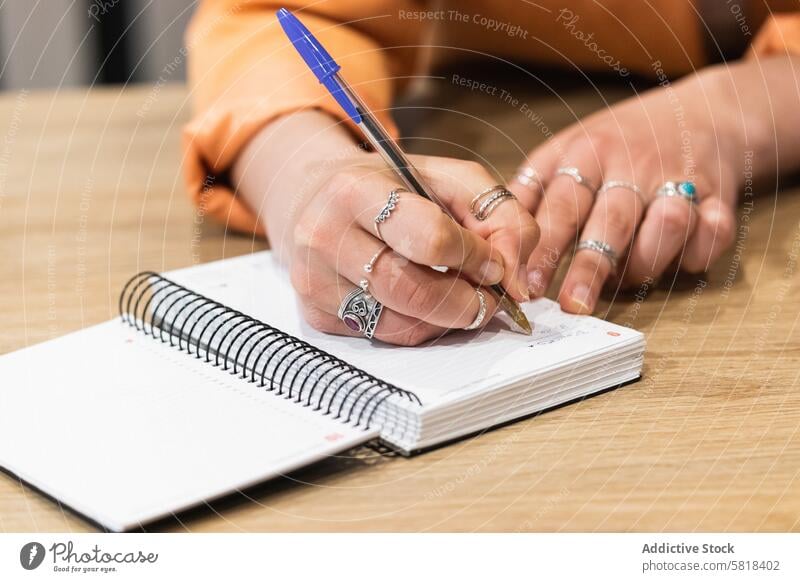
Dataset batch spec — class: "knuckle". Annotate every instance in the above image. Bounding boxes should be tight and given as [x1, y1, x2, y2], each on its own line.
[586, 130, 616, 153]
[601, 202, 636, 239]
[543, 194, 580, 232]
[458, 159, 488, 178]
[710, 208, 736, 248]
[294, 214, 334, 252]
[657, 202, 692, 237]
[326, 167, 363, 196]
[402, 277, 441, 317]
[301, 305, 332, 333]
[421, 214, 455, 263]
[289, 262, 315, 298]
[292, 218, 315, 249]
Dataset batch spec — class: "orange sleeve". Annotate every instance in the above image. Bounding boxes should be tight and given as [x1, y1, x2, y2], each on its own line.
[182, 1, 415, 236]
[750, 11, 800, 58]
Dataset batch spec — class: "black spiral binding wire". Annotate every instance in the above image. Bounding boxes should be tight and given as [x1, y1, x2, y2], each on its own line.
[119, 272, 422, 436]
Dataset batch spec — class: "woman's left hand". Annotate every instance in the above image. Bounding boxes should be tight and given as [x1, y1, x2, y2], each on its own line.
[509, 63, 747, 314]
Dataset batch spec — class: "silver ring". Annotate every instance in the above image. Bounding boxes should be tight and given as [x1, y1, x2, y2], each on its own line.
[469, 185, 516, 221]
[363, 245, 388, 274]
[656, 180, 698, 204]
[514, 166, 541, 188]
[598, 179, 645, 202]
[338, 288, 384, 339]
[576, 239, 618, 270]
[463, 288, 487, 331]
[555, 166, 598, 193]
[374, 188, 404, 241]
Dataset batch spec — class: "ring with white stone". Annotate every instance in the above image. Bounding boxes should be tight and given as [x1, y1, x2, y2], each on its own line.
[656, 180, 698, 204]
[463, 288, 487, 331]
[514, 166, 541, 188]
[555, 166, 598, 194]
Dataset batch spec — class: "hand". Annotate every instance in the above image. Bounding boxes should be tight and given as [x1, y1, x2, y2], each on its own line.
[234, 111, 539, 346]
[509, 63, 750, 314]
[290, 153, 538, 345]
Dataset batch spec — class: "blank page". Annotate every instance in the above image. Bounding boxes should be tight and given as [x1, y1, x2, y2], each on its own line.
[0, 321, 375, 531]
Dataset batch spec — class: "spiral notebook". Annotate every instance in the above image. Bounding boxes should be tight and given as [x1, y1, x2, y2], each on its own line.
[0, 251, 644, 531]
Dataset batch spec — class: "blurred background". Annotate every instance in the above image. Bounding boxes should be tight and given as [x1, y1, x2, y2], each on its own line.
[0, 0, 195, 89]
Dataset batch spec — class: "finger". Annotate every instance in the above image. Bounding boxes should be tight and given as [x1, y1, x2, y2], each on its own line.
[300, 302, 446, 347]
[558, 178, 646, 314]
[623, 193, 699, 285]
[680, 195, 736, 273]
[338, 170, 507, 287]
[296, 233, 499, 331]
[507, 128, 578, 213]
[290, 260, 447, 345]
[526, 142, 604, 297]
[410, 156, 541, 301]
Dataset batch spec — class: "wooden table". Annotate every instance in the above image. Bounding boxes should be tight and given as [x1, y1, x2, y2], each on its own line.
[1, 78, 799, 533]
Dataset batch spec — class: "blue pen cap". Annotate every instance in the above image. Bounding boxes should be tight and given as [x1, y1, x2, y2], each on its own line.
[277, 8, 361, 123]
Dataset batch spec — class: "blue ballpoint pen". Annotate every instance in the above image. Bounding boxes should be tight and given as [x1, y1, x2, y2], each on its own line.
[277, 8, 532, 335]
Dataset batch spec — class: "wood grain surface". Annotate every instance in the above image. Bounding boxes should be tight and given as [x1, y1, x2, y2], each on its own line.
[1, 78, 798, 532]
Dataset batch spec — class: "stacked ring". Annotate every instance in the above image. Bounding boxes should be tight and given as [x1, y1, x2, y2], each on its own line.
[469, 185, 516, 221]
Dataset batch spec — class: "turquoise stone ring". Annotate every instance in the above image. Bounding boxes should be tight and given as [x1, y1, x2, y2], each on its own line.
[657, 180, 698, 204]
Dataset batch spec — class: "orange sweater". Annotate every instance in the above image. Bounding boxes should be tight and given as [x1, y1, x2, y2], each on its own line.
[183, 0, 800, 236]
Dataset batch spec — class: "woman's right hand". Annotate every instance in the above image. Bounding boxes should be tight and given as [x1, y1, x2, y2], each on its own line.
[234, 112, 539, 346]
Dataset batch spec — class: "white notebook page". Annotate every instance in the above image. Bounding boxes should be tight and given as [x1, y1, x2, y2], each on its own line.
[166, 252, 644, 406]
[0, 321, 375, 531]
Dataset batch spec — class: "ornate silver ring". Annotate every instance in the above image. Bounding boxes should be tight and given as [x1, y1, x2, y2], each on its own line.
[338, 288, 384, 339]
[374, 188, 404, 241]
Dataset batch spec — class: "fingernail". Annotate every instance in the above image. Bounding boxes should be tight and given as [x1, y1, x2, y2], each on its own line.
[528, 269, 545, 296]
[479, 260, 504, 284]
[570, 283, 594, 313]
[516, 265, 530, 301]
